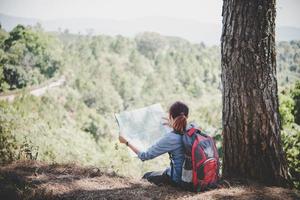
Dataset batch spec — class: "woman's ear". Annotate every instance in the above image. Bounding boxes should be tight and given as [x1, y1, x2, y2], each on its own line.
[169, 115, 174, 126]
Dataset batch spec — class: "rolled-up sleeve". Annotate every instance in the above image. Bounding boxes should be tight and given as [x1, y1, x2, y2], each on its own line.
[138, 134, 177, 161]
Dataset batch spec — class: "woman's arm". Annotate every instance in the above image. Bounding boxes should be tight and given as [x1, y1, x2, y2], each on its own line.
[119, 135, 140, 155]
[119, 133, 178, 161]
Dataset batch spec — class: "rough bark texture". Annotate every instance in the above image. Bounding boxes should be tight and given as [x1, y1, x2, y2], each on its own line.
[221, 0, 290, 186]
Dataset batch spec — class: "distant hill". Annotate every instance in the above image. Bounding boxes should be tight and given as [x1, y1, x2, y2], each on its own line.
[1, 13, 300, 45]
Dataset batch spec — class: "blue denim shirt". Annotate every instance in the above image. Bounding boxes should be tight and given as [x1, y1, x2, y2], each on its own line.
[138, 130, 185, 183]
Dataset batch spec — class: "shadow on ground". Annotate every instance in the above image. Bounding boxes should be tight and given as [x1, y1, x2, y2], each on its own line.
[0, 160, 299, 200]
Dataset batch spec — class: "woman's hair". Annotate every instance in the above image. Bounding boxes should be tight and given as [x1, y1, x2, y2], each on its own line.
[169, 101, 189, 134]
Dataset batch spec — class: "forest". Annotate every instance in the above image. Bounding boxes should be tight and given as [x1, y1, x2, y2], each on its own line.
[0, 24, 299, 189]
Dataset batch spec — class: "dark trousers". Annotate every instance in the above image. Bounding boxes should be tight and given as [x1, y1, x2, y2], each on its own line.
[142, 170, 176, 186]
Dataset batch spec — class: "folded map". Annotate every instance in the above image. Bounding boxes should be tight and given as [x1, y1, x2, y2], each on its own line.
[115, 103, 172, 151]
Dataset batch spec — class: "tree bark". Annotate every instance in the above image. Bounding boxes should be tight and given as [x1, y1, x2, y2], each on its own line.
[221, 0, 290, 186]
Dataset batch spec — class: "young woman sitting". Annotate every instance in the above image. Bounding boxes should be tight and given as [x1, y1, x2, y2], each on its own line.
[119, 101, 191, 186]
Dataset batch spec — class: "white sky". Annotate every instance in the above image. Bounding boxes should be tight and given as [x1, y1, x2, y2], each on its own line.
[0, 0, 299, 27]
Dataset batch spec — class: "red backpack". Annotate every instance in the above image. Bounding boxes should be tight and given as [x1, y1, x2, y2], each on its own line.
[181, 127, 220, 192]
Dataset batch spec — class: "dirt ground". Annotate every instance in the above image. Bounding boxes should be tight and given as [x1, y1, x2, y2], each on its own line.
[0, 160, 299, 200]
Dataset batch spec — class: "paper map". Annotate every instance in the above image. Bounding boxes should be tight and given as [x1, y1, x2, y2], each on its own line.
[115, 103, 172, 151]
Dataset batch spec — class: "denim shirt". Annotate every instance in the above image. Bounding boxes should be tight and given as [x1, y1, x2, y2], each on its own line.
[138, 122, 198, 183]
[137, 123, 198, 183]
[138, 131, 184, 183]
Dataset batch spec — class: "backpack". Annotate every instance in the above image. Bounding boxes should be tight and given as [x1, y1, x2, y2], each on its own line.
[181, 127, 220, 192]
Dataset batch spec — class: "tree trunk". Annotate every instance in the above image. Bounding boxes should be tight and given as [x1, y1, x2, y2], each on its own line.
[221, 0, 290, 186]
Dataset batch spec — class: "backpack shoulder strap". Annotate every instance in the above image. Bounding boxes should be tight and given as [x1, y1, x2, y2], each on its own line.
[187, 127, 196, 137]
[168, 152, 174, 179]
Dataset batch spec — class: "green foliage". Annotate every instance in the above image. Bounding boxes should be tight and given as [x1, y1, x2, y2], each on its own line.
[290, 81, 300, 124]
[0, 93, 105, 165]
[18, 136, 39, 160]
[279, 81, 300, 189]
[0, 25, 62, 91]
[279, 93, 295, 126]
[135, 32, 166, 59]
[0, 102, 18, 164]
[277, 41, 300, 87]
[281, 125, 300, 189]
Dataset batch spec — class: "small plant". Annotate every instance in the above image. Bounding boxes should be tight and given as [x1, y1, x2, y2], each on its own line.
[18, 136, 39, 161]
[0, 104, 18, 164]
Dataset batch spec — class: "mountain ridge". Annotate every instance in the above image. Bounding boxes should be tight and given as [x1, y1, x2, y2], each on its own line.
[1, 13, 300, 45]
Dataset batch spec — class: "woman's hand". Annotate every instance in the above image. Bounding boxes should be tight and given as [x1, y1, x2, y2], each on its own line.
[119, 134, 140, 155]
[119, 135, 127, 144]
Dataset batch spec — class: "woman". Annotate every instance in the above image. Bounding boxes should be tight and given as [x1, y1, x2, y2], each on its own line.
[119, 101, 189, 186]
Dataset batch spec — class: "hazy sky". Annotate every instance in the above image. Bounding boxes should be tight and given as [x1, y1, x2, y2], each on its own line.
[0, 0, 299, 27]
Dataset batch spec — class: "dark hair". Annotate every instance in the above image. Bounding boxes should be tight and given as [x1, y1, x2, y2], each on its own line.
[169, 101, 189, 134]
